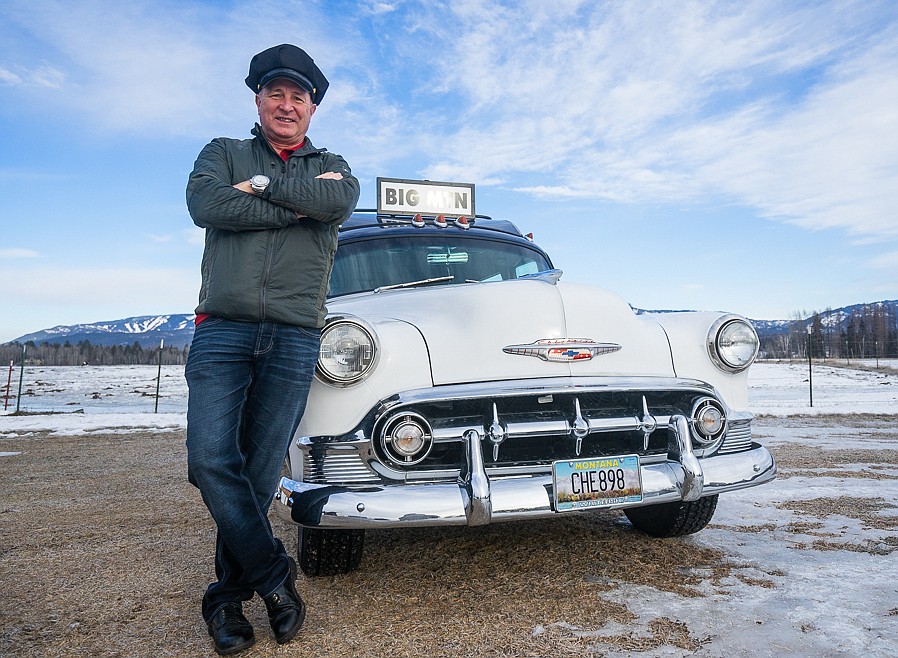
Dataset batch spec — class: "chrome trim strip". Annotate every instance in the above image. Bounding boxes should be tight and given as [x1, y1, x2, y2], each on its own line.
[381, 376, 717, 408]
[430, 413, 676, 445]
[505, 419, 571, 437]
[274, 444, 776, 528]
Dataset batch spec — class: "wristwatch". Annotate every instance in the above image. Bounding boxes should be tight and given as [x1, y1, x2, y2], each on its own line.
[249, 174, 270, 196]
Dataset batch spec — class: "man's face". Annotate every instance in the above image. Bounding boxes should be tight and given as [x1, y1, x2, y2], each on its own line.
[255, 78, 317, 149]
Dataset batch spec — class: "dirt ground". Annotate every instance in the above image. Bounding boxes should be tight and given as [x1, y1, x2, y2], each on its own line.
[0, 420, 892, 657]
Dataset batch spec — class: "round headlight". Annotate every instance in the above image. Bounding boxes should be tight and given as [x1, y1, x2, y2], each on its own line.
[317, 320, 377, 384]
[708, 316, 759, 373]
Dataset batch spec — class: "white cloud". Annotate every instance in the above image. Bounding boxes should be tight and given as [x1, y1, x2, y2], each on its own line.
[362, 1, 401, 14]
[30, 64, 65, 88]
[183, 227, 205, 247]
[0, 248, 39, 259]
[398, 1, 898, 245]
[0, 68, 22, 85]
[0, 63, 64, 88]
[667, 33, 898, 240]
[0, 0, 360, 136]
[866, 250, 898, 270]
[2, 0, 896, 249]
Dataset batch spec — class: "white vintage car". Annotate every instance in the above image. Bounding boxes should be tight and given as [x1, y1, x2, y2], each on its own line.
[275, 180, 776, 576]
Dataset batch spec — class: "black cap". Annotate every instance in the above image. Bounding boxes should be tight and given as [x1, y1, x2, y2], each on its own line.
[245, 44, 329, 105]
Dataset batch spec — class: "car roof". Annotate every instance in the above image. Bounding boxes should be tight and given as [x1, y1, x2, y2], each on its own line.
[340, 209, 527, 240]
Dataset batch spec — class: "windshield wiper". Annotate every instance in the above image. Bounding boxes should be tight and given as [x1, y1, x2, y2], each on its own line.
[374, 275, 454, 293]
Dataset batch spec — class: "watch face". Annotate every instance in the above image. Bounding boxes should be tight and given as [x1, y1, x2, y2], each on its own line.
[251, 175, 270, 187]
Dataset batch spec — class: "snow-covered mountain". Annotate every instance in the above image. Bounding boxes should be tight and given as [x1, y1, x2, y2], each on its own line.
[13, 315, 197, 349]
[8, 300, 897, 350]
[752, 300, 897, 335]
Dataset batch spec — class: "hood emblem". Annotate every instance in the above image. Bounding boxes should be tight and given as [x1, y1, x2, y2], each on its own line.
[503, 338, 621, 362]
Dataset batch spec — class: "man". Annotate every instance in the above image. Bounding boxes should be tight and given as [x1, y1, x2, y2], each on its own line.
[185, 44, 359, 655]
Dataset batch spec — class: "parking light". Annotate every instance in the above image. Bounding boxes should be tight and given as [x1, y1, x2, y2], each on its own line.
[380, 412, 433, 465]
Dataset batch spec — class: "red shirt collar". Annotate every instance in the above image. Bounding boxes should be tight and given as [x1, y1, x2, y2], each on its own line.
[278, 138, 306, 161]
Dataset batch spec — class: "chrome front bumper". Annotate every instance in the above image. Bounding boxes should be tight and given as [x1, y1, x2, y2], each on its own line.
[274, 415, 776, 529]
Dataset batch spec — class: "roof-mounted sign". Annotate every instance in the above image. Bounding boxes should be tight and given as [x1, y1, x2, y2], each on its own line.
[377, 177, 475, 217]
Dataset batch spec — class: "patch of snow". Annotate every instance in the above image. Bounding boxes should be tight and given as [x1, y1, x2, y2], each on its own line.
[749, 361, 898, 416]
[553, 416, 898, 656]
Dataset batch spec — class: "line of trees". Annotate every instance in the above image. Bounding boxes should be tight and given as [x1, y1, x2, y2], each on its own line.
[760, 303, 898, 360]
[0, 340, 189, 366]
[4, 302, 896, 366]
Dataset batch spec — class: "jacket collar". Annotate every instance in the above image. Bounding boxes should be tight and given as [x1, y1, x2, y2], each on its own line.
[251, 123, 326, 157]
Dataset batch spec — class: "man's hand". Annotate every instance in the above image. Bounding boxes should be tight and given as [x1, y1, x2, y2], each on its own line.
[233, 180, 254, 194]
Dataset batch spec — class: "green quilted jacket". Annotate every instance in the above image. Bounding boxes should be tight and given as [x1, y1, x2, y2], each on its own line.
[187, 125, 360, 328]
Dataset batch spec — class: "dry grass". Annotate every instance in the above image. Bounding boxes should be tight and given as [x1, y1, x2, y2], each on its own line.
[773, 444, 898, 469]
[0, 430, 750, 658]
[775, 497, 898, 531]
[767, 437, 898, 557]
[2, 417, 895, 656]
[770, 439, 898, 483]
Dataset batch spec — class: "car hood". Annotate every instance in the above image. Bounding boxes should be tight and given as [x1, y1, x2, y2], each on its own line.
[327, 279, 675, 386]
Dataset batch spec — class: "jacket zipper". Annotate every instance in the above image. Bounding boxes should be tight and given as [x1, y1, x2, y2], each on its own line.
[258, 159, 285, 318]
[259, 232, 275, 319]
[254, 138, 327, 319]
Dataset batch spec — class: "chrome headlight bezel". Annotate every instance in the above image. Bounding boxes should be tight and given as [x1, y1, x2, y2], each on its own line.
[378, 411, 434, 466]
[690, 396, 728, 446]
[707, 315, 759, 373]
[316, 317, 378, 386]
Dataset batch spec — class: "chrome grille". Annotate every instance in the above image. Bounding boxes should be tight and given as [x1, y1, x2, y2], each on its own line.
[719, 419, 752, 454]
[373, 387, 715, 472]
[299, 378, 754, 485]
[302, 450, 378, 484]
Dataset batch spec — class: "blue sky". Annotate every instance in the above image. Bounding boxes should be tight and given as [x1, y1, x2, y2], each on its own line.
[2, 0, 897, 343]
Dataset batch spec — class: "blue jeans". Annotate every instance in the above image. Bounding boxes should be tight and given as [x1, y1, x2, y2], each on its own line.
[185, 318, 320, 620]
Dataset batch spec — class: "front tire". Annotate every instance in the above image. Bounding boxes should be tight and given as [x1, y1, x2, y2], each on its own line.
[297, 527, 365, 576]
[624, 495, 718, 537]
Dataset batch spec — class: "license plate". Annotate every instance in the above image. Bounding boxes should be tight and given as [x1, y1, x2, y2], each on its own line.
[553, 454, 642, 511]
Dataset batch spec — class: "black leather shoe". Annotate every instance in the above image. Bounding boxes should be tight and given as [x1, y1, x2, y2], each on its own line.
[206, 602, 255, 656]
[263, 558, 306, 644]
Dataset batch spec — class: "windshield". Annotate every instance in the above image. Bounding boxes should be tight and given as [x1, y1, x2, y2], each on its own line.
[329, 235, 552, 297]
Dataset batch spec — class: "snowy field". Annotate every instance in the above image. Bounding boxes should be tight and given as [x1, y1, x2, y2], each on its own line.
[1, 361, 897, 656]
[1, 359, 897, 434]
